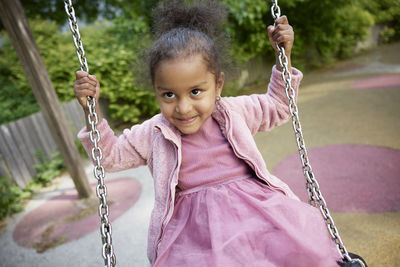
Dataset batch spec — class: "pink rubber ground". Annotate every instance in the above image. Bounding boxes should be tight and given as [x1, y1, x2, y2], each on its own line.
[273, 144, 400, 213]
[350, 74, 400, 90]
[13, 177, 141, 248]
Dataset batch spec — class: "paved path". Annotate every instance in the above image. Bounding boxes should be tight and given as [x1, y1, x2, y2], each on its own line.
[0, 166, 154, 267]
[1, 42, 399, 267]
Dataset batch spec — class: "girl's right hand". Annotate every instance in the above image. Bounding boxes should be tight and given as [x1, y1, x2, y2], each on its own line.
[74, 70, 100, 110]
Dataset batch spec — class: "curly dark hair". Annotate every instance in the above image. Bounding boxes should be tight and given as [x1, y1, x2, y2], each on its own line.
[149, 0, 230, 84]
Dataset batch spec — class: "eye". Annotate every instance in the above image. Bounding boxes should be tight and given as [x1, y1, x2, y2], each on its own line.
[191, 89, 201, 96]
[163, 92, 175, 99]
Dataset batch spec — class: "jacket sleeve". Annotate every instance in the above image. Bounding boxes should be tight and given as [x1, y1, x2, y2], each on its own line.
[223, 65, 303, 135]
[77, 118, 153, 172]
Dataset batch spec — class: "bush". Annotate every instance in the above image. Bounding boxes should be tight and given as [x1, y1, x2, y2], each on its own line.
[334, 3, 374, 58]
[33, 151, 65, 186]
[0, 76, 39, 125]
[0, 177, 28, 221]
[0, 150, 67, 221]
[0, 1, 392, 125]
[0, 16, 159, 125]
[0, 18, 77, 124]
[222, 0, 272, 62]
[79, 20, 159, 124]
[223, 0, 375, 69]
[358, 0, 400, 43]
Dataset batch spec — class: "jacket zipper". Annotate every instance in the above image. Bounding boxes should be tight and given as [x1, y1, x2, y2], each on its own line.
[222, 109, 287, 195]
[153, 141, 179, 264]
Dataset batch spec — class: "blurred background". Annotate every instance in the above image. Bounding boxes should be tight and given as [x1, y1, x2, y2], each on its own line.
[0, 0, 399, 266]
[1, 0, 399, 127]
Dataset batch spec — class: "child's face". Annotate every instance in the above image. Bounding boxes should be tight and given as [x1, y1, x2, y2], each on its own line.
[154, 54, 224, 135]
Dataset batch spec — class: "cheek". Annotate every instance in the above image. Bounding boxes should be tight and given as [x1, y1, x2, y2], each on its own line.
[196, 97, 216, 115]
[157, 101, 174, 117]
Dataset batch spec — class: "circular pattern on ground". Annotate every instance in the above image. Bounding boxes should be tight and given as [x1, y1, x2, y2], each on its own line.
[272, 144, 400, 213]
[13, 177, 141, 252]
[350, 74, 400, 90]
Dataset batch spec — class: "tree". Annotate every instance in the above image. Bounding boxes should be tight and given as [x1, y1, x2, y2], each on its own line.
[0, 0, 92, 198]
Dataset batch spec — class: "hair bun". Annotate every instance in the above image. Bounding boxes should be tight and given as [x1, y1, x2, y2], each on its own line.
[152, 0, 227, 38]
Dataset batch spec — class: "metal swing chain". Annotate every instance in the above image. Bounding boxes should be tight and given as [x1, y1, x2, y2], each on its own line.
[64, 1, 116, 266]
[270, 1, 364, 266]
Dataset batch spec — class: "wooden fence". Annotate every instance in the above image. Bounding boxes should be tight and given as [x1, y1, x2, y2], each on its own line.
[0, 100, 85, 188]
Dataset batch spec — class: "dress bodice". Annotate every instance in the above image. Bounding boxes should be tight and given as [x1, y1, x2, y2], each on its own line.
[179, 116, 252, 191]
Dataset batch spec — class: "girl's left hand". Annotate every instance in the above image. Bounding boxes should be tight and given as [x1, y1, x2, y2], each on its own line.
[267, 15, 294, 58]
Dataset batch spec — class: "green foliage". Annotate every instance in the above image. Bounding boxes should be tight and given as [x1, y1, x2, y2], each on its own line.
[1, 0, 144, 30]
[1, 0, 398, 125]
[0, 16, 159, 125]
[101, 0, 159, 26]
[0, 22, 40, 124]
[0, 177, 27, 220]
[0, 76, 40, 125]
[0, 18, 77, 124]
[335, 4, 374, 57]
[223, 0, 375, 69]
[33, 151, 65, 186]
[358, 0, 400, 42]
[0, 150, 66, 221]
[222, 0, 271, 62]
[79, 20, 159, 124]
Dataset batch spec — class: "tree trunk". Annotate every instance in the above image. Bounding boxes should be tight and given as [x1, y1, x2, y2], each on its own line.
[0, 0, 93, 198]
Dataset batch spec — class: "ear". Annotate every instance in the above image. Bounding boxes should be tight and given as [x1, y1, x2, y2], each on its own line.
[215, 72, 225, 97]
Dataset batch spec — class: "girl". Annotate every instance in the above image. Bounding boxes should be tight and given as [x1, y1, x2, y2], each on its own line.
[75, 1, 342, 266]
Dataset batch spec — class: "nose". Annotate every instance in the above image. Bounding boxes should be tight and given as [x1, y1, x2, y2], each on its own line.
[175, 98, 191, 115]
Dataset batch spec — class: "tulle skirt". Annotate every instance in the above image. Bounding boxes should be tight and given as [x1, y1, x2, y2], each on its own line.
[153, 176, 341, 267]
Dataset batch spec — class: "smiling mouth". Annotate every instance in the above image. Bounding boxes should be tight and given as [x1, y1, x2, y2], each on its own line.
[176, 116, 197, 125]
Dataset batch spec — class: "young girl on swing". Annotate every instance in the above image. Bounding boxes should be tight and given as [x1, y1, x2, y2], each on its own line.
[75, 0, 341, 266]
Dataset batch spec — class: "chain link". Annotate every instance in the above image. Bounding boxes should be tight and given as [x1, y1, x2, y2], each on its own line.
[64, 1, 116, 266]
[270, 1, 365, 265]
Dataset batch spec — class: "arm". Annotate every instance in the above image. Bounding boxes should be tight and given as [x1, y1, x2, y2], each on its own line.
[223, 15, 302, 134]
[77, 118, 153, 172]
[74, 71, 150, 171]
[223, 66, 302, 134]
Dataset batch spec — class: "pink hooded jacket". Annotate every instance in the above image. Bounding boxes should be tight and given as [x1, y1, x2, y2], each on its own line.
[78, 66, 303, 264]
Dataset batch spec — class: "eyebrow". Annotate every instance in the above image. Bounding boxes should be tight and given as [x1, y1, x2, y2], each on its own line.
[156, 81, 208, 91]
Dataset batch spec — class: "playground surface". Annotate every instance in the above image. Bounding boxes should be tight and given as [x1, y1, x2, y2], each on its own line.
[0, 42, 399, 267]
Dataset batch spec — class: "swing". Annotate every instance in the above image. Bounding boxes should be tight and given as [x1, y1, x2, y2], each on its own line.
[64, 0, 366, 266]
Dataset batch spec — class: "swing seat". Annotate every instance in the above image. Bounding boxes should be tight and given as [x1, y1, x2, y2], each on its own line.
[338, 253, 367, 267]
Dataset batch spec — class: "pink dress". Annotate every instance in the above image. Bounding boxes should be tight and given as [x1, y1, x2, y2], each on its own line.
[153, 117, 341, 267]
